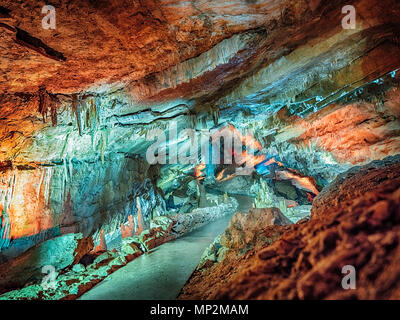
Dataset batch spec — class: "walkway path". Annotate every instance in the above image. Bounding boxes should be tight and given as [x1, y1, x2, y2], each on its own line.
[79, 214, 233, 300]
[80, 195, 252, 300]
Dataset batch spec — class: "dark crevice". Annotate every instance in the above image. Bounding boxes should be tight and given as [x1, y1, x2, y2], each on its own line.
[15, 27, 66, 62]
[0, 22, 15, 32]
[0, 6, 11, 18]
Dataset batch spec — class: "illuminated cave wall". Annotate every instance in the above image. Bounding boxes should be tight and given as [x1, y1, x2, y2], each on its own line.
[0, 155, 165, 262]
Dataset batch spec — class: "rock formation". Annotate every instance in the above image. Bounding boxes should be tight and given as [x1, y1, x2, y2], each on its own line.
[0, 0, 399, 300]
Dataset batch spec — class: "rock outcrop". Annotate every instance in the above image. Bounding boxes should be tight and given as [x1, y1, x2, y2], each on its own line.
[0, 155, 165, 262]
[0, 233, 93, 294]
[193, 207, 293, 273]
[220, 208, 292, 252]
[312, 155, 400, 218]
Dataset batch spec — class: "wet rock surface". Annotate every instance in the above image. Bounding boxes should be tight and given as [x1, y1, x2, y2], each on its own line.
[179, 156, 400, 300]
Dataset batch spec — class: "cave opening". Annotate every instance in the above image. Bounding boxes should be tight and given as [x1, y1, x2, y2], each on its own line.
[0, 0, 400, 304]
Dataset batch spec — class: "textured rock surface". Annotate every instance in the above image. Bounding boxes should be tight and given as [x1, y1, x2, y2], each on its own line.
[312, 155, 400, 217]
[0, 249, 129, 300]
[194, 207, 292, 271]
[253, 178, 312, 223]
[0, 0, 278, 94]
[179, 157, 400, 299]
[220, 208, 292, 251]
[180, 223, 291, 299]
[0, 233, 92, 294]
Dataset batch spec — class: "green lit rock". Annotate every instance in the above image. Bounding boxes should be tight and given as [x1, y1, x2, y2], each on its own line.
[0, 233, 93, 294]
[92, 251, 117, 267]
[120, 241, 142, 261]
[150, 216, 175, 232]
[72, 264, 86, 273]
[275, 180, 298, 200]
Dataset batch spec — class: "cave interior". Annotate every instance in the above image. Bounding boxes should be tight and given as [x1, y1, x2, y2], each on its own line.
[0, 0, 400, 300]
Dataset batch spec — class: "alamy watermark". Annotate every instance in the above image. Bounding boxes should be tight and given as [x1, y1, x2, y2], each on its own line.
[42, 5, 56, 30]
[342, 5, 356, 30]
[145, 122, 261, 176]
[341, 265, 356, 290]
[41, 265, 57, 290]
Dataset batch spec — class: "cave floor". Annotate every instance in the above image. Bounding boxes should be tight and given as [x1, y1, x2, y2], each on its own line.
[79, 213, 234, 300]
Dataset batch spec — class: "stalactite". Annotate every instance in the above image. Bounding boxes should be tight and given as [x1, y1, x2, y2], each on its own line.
[85, 107, 90, 130]
[100, 130, 106, 164]
[0, 173, 17, 213]
[0, 210, 11, 251]
[43, 167, 52, 206]
[49, 96, 58, 126]
[189, 114, 197, 129]
[38, 85, 48, 123]
[37, 169, 45, 201]
[68, 157, 73, 181]
[83, 97, 99, 131]
[254, 179, 275, 208]
[90, 98, 99, 127]
[91, 130, 97, 152]
[0, 172, 15, 251]
[71, 94, 82, 136]
[63, 158, 69, 184]
[211, 107, 220, 126]
[133, 216, 137, 234]
[60, 130, 71, 160]
[37, 88, 58, 126]
[95, 96, 102, 124]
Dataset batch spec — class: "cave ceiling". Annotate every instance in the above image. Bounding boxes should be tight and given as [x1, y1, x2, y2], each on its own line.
[1, 0, 400, 187]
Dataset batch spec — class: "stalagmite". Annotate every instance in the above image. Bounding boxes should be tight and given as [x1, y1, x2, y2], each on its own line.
[94, 229, 107, 252]
[121, 215, 134, 238]
[135, 198, 144, 235]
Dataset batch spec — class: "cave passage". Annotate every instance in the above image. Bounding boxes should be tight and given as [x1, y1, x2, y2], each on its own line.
[0, 0, 400, 303]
